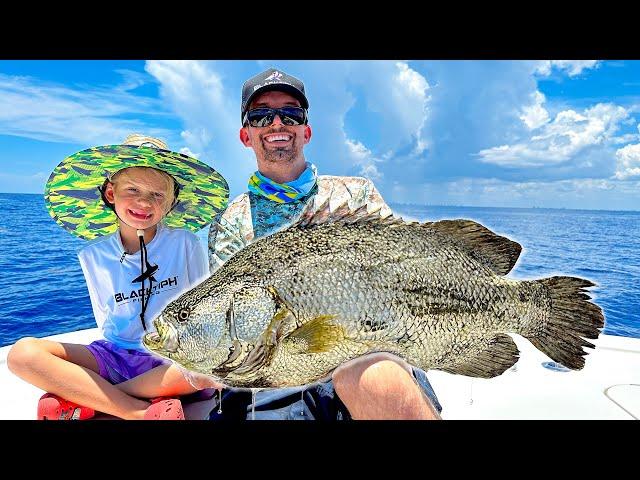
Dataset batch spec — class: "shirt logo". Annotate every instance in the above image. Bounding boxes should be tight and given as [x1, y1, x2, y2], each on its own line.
[114, 276, 179, 304]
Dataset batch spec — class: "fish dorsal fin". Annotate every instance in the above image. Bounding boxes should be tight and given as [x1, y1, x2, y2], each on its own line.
[430, 219, 522, 275]
[293, 198, 400, 229]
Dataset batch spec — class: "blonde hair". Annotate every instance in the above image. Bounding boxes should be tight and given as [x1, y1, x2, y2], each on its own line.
[110, 166, 177, 214]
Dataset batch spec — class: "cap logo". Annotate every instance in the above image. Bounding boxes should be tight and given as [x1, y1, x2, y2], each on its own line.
[254, 80, 294, 92]
[265, 71, 283, 81]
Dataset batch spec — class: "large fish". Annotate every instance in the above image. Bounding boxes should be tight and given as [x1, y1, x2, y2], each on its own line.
[143, 201, 604, 389]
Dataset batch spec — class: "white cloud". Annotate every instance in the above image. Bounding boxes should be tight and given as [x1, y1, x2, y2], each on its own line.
[394, 62, 430, 125]
[520, 90, 549, 130]
[394, 62, 431, 155]
[0, 171, 47, 180]
[615, 143, 640, 179]
[144, 60, 256, 197]
[179, 147, 200, 159]
[180, 128, 212, 153]
[610, 133, 640, 145]
[0, 171, 49, 193]
[388, 176, 639, 210]
[334, 61, 431, 164]
[113, 69, 149, 91]
[478, 103, 630, 167]
[145, 61, 226, 112]
[386, 62, 431, 154]
[0, 73, 167, 145]
[345, 139, 382, 180]
[534, 60, 600, 77]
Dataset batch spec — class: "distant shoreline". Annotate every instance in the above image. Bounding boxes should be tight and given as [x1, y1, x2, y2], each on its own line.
[391, 203, 640, 214]
[390, 203, 640, 214]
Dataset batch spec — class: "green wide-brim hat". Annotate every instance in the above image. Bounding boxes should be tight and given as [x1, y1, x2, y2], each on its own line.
[44, 144, 229, 241]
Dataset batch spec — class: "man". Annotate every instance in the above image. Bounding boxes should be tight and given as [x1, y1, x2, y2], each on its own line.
[205, 68, 442, 420]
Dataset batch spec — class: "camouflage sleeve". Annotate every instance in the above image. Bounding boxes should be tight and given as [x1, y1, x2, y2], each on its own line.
[207, 193, 253, 272]
[319, 176, 393, 217]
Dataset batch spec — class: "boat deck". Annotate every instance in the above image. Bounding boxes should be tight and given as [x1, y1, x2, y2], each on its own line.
[1, 329, 638, 420]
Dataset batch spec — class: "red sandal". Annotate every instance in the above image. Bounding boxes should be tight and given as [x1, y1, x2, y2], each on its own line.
[37, 393, 96, 420]
[143, 397, 184, 420]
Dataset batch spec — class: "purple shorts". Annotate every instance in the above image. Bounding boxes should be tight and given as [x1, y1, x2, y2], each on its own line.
[85, 339, 170, 385]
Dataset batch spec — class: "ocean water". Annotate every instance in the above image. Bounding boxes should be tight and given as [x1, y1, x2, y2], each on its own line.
[0, 193, 638, 347]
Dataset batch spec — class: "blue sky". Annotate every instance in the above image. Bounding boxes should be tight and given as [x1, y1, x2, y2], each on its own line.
[1, 60, 639, 210]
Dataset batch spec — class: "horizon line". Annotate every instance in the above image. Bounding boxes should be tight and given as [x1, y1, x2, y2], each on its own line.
[2, 192, 638, 214]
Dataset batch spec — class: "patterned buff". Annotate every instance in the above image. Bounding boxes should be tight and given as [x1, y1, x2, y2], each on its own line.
[248, 163, 317, 203]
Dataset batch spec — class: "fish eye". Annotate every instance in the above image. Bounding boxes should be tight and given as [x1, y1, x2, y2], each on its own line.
[229, 345, 236, 353]
[177, 308, 190, 322]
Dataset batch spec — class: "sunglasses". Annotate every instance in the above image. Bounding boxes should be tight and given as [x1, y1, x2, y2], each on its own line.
[243, 107, 308, 128]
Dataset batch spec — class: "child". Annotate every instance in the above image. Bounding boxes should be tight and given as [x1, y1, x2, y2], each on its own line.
[7, 134, 228, 420]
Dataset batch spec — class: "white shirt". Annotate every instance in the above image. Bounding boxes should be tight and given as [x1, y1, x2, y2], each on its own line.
[78, 224, 208, 350]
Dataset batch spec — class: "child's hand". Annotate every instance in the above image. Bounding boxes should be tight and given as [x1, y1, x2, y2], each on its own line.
[184, 370, 225, 391]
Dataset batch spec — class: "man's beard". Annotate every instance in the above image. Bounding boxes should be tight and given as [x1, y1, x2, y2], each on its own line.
[261, 136, 298, 164]
[263, 147, 296, 164]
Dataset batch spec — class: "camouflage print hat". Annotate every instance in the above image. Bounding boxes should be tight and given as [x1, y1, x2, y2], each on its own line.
[44, 134, 229, 241]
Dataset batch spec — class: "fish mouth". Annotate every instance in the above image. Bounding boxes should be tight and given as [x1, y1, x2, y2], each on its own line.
[143, 316, 179, 354]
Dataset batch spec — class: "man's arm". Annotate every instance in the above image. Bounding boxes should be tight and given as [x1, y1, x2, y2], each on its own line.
[207, 194, 253, 273]
[313, 176, 393, 217]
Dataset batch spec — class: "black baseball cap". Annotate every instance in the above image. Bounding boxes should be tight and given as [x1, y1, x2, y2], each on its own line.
[241, 68, 309, 123]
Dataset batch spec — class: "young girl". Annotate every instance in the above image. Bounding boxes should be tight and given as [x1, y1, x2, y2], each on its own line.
[7, 134, 228, 420]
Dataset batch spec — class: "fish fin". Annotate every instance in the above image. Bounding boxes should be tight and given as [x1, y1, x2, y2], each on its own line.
[525, 276, 604, 370]
[294, 197, 398, 229]
[438, 334, 520, 378]
[286, 315, 345, 354]
[429, 219, 522, 275]
[266, 297, 299, 345]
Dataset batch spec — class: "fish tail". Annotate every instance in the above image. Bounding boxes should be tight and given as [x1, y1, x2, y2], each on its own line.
[526, 276, 604, 370]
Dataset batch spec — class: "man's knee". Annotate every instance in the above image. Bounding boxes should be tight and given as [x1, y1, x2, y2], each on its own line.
[333, 354, 415, 400]
[332, 354, 440, 419]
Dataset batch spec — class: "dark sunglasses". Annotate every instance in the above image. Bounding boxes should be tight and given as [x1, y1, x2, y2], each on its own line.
[243, 107, 308, 127]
